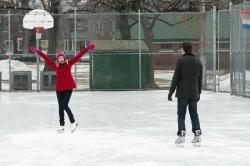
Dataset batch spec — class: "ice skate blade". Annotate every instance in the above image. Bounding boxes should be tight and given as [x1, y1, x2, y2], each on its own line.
[176, 144, 185, 148]
[192, 142, 201, 147]
[57, 130, 64, 133]
[175, 142, 185, 147]
[71, 123, 79, 133]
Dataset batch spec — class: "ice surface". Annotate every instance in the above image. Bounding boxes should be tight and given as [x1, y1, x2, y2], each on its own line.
[0, 91, 250, 166]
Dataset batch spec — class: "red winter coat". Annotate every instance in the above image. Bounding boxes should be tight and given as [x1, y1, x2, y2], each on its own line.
[36, 48, 89, 91]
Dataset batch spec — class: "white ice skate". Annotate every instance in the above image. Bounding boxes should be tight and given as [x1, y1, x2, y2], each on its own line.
[71, 122, 78, 133]
[192, 130, 201, 146]
[175, 136, 185, 145]
[57, 126, 65, 133]
[175, 131, 186, 146]
[192, 135, 201, 143]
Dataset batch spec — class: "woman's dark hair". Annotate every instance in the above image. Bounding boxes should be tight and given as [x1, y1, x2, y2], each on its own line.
[182, 42, 192, 53]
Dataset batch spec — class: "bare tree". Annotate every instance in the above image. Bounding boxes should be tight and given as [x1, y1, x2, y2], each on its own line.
[0, 0, 32, 55]
[87, 0, 198, 88]
[39, 0, 62, 71]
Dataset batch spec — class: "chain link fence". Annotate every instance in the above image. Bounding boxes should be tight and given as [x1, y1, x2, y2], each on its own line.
[0, 8, 247, 96]
[203, 8, 217, 92]
[0, 11, 206, 91]
[231, 3, 250, 97]
[217, 10, 231, 92]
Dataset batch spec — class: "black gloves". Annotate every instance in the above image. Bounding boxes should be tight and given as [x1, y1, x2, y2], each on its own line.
[168, 93, 173, 101]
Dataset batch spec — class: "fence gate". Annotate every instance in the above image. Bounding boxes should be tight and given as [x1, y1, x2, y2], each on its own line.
[203, 7, 217, 92]
[231, 4, 250, 97]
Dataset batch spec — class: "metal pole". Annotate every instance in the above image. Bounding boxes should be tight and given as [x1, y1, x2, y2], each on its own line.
[213, 6, 217, 92]
[229, 2, 233, 95]
[217, 10, 220, 92]
[36, 35, 40, 92]
[243, 0, 246, 96]
[74, 9, 77, 86]
[237, 5, 241, 96]
[8, 10, 11, 91]
[138, 9, 142, 90]
[201, 2, 207, 90]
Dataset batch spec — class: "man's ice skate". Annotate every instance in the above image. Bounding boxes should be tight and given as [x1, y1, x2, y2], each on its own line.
[57, 126, 65, 133]
[192, 130, 201, 146]
[175, 131, 185, 145]
[71, 122, 78, 133]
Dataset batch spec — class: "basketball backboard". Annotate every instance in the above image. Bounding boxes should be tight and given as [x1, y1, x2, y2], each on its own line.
[23, 9, 54, 30]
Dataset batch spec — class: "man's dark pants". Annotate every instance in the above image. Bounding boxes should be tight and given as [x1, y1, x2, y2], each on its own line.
[177, 98, 201, 136]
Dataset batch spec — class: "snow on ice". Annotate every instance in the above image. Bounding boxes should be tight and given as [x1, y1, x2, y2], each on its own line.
[0, 91, 250, 166]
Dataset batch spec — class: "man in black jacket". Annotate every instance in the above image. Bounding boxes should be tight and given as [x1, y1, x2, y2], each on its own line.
[168, 42, 203, 145]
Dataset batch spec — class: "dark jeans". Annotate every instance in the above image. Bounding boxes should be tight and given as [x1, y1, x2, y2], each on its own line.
[56, 90, 75, 126]
[177, 98, 201, 136]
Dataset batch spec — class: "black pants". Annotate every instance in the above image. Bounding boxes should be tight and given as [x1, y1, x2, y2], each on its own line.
[56, 90, 75, 126]
[177, 98, 201, 136]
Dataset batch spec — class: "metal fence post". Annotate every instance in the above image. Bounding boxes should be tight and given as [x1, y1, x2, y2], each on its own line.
[213, 6, 217, 92]
[229, 2, 233, 95]
[8, 10, 11, 91]
[36, 36, 40, 91]
[74, 9, 78, 87]
[201, 6, 207, 91]
[217, 10, 220, 92]
[138, 10, 142, 90]
[243, 2, 247, 97]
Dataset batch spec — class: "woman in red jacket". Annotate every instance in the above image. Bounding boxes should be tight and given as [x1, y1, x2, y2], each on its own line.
[31, 43, 95, 133]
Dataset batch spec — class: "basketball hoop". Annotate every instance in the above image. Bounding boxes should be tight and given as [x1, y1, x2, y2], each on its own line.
[33, 27, 45, 39]
[23, 9, 54, 39]
[23, 9, 54, 30]
[33, 27, 44, 33]
[23, 9, 54, 91]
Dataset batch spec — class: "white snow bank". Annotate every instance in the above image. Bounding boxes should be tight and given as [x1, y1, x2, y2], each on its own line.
[0, 60, 39, 80]
[218, 74, 230, 92]
[154, 70, 174, 80]
[246, 70, 250, 80]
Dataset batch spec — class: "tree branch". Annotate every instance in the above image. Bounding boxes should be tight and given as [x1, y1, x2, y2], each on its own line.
[129, 20, 138, 28]
[147, 15, 194, 27]
[0, 6, 32, 11]
[40, 0, 47, 10]
[93, 0, 103, 12]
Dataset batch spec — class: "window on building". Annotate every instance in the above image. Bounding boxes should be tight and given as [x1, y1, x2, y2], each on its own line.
[2, 19, 8, 32]
[4, 40, 13, 53]
[63, 30, 69, 38]
[19, 25, 23, 32]
[64, 40, 69, 52]
[77, 23, 83, 31]
[17, 38, 23, 51]
[218, 42, 230, 49]
[71, 40, 75, 51]
[159, 43, 174, 53]
[41, 40, 49, 51]
[70, 40, 87, 51]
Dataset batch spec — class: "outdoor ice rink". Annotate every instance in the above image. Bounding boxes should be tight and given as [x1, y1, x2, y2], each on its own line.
[0, 90, 250, 166]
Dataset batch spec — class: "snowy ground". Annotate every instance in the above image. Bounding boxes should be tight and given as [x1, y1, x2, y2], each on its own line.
[0, 91, 250, 166]
[0, 59, 235, 91]
[0, 60, 90, 90]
